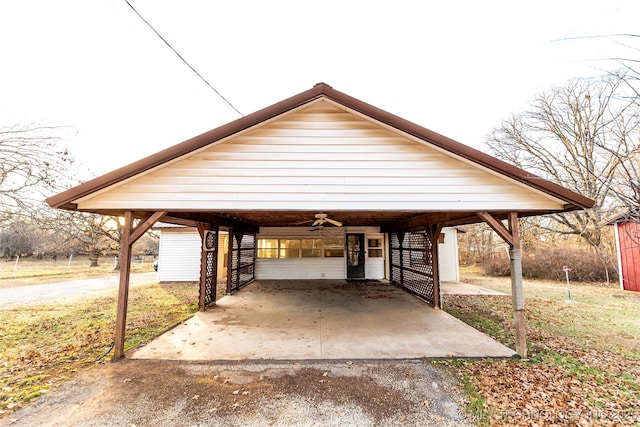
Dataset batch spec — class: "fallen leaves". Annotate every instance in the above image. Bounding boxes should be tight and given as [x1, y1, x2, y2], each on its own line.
[443, 288, 640, 426]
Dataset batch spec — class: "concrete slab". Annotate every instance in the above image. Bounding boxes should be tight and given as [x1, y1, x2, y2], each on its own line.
[441, 281, 507, 296]
[131, 280, 516, 360]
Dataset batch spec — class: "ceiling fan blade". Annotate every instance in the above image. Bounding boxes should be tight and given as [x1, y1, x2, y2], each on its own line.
[312, 219, 323, 226]
[325, 218, 343, 227]
[294, 219, 314, 225]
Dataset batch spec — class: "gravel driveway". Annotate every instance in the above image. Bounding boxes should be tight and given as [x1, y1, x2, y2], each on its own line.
[2, 359, 472, 426]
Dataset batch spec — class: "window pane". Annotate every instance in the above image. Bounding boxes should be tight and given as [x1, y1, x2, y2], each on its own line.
[368, 238, 382, 257]
[257, 248, 278, 259]
[369, 249, 383, 258]
[368, 238, 382, 248]
[279, 240, 300, 249]
[258, 239, 278, 249]
[324, 238, 345, 257]
[257, 239, 279, 259]
[278, 239, 300, 258]
[301, 239, 322, 258]
[279, 249, 300, 258]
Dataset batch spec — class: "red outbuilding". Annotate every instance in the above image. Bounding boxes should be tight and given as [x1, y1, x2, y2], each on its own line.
[605, 213, 640, 292]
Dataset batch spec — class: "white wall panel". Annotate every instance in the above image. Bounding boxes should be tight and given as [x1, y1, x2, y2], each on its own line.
[76, 99, 566, 212]
[157, 230, 201, 282]
[438, 227, 460, 282]
[256, 258, 345, 280]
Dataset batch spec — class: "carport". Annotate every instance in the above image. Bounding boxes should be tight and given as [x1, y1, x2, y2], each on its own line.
[46, 83, 594, 360]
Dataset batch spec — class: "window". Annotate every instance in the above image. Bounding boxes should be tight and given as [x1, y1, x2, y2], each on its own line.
[301, 239, 322, 258]
[279, 239, 300, 258]
[256, 238, 345, 258]
[257, 239, 278, 259]
[323, 238, 345, 257]
[368, 238, 383, 258]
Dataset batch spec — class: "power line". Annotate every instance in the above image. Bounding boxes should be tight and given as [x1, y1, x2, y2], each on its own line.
[123, 0, 243, 117]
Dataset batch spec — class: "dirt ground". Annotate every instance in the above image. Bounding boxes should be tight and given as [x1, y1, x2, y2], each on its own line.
[2, 359, 471, 427]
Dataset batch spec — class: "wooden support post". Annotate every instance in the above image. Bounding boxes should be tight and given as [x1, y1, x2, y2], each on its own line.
[477, 211, 528, 359]
[113, 210, 133, 359]
[508, 212, 527, 359]
[112, 210, 166, 360]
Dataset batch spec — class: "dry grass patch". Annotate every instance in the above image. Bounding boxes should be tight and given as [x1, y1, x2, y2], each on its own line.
[0, 256, 155, 288]
[440, 267, 640, 426]
[0, 281, 198, 417]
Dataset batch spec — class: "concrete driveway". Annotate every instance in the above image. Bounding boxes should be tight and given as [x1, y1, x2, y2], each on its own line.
[131, 280, 515, 360]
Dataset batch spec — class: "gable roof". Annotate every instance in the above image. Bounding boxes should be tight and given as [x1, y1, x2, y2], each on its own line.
[599, 209, 638, 226]
[47, 83, 594, 217]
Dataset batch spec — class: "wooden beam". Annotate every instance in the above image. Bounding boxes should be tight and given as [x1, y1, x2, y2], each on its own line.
[113, 210, 134, 359]
[130, 211, 167, 243]
[476, 211, 516, 246]
[170, 212, 258, 234]
[383, 212, 480, 233]
[162, 215, 210, 229]
[508, 211, 521, 247]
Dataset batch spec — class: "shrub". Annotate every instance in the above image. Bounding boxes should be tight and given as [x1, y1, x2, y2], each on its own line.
[483, 247, 617, 282]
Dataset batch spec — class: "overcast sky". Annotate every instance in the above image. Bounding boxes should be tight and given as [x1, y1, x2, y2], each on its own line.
[1, 1, 638, 178]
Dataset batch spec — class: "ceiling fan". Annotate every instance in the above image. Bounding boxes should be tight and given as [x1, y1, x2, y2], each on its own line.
[296, 213, 343, 228]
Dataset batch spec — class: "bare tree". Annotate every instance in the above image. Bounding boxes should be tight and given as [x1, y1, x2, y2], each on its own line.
[557, 34, 640, 220]
[37, 209, 123, 267]
[0, 123, 74, 225]
[485, 76, 640, 278]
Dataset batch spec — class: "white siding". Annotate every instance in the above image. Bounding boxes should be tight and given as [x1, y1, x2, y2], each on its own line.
[255, 226, 383, 280]
[157, 230, 201, 282]
[256, 258, 345, 280]
[438, 227, 460, 282]
[75, 99, 567, 212]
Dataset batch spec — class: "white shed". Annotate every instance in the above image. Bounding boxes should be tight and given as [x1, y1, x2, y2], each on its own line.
[155, 225, 228, 282]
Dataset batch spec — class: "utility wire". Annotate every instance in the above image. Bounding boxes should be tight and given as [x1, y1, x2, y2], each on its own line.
[123, 0, 243, 116]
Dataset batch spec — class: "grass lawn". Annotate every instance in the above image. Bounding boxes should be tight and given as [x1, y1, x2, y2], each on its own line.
[0, 255, 154, 288]
[441, 266, 640, 426]
[0, 279, 199, 417]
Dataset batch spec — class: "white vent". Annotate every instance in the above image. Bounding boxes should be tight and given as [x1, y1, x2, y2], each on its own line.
[203, 230, 217, 251]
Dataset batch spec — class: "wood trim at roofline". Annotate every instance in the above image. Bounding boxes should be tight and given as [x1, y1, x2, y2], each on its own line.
[46, 83, 595, 210]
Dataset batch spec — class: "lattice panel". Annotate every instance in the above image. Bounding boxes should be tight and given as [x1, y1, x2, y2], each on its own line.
[228, 231, 257, 294]
[203, 251, 216, 305]
[389, 230, 435, 304]
[390, 232, 402, 284]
